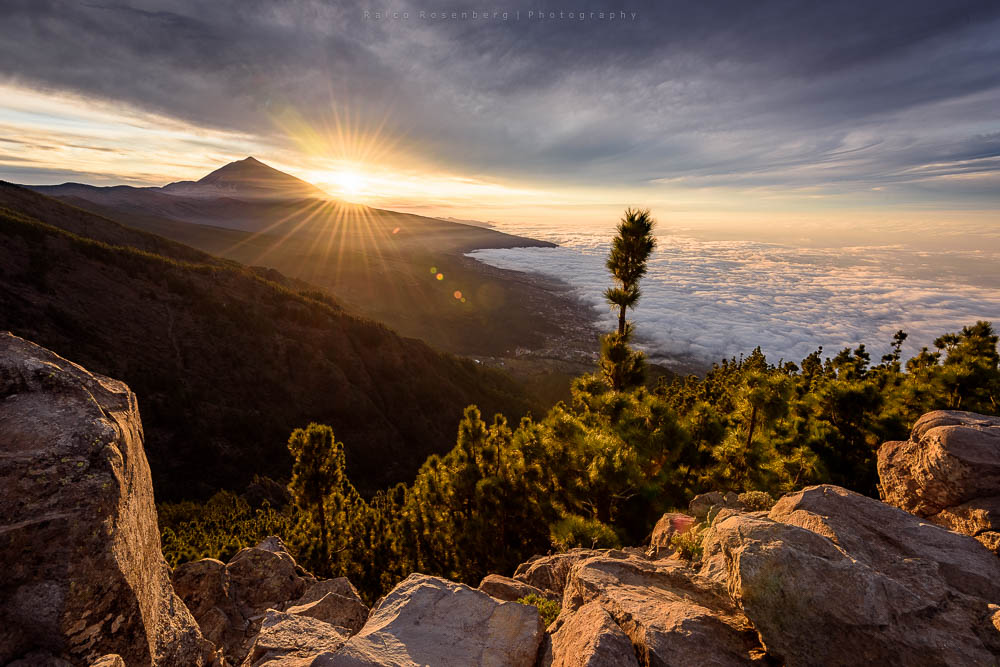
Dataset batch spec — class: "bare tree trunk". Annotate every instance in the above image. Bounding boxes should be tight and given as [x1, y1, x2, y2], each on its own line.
[618, 306, 627, 335]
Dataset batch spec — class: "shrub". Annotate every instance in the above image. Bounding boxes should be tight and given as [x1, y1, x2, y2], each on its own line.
[549, 514, 620, 551]
[738, 490, 776, 512]
[517, 594, 561, 627]
[670, 527, 704, 563]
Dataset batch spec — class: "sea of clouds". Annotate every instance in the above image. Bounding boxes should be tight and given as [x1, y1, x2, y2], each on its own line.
[468, 227, 1000, 369]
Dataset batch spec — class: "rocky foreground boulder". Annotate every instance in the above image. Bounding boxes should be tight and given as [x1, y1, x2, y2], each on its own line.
[878, 410, 1000, 554]
[512, 549, 623, 598]
[541, 601, 638, 667]
[700, 485, 1000, 665]
[244, 610, 351, 666]
[0, 333, 213, 666]
[479, 574, 557, 602]
[176, 550, 544, 666]
[646, 512, 695, 558]
[5, 335, 1000, 666]
[173, 537, 368, 664]
[563, 552, 763, 665]
[331, 574, 544, 666]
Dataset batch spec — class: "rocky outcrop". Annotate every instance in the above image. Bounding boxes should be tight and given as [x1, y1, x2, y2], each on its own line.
[878, 410, 1000, 554]
[562, 552, 763, 665]
[0, 333, 213, 666]
[171, 558, 243, 658]
[513, 549, 608, 597]
[283, 593, 363, 633]
[701, 484, 1000, 666]
[541, 601, 639, 667]
[931, 497, 1000, 554]
[6, 340, 999, 667]
[478, 573, 557, 602]
[226, 537, 314, 616]
[242, 610, 350, 666]
[689, 491, 743, 521]
[173, 537, 367, 664]
[331, 574, 544, 666]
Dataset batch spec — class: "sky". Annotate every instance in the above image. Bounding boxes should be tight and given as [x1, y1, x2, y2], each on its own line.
[1, 0, 999, 231]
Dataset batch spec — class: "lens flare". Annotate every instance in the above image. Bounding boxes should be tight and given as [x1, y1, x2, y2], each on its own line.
[453, 290, 462, 299]
[436, 273, 444, 281]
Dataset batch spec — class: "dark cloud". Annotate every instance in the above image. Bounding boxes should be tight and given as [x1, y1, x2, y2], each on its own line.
[1, 0, 999, 200]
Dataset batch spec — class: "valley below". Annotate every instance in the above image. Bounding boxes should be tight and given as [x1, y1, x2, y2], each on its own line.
[0, 158, 617, 501]
[30, 158, 609, 403]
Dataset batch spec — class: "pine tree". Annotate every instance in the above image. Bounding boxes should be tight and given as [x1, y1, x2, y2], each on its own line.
[600, 208, 657, 390]
[287, 423, 344, 568]
[605, 208, 657, 336]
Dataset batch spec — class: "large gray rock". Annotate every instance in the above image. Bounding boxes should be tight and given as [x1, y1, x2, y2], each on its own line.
[878, 410, 1000, 554]
[172, 558, 246, 661]
[227, 537, 313, 622]
[540, 601, 638, 667]
[513, 549, 607, 597]
[0, 333, 213, 666]
[478, 573, 557, 602]
[242, 610, 350, 666]
[173, 538, 362, 664]
[285, 592, 365, 635]
[562, 553, 762, 666]
[701, 484, 1000, 666]
[328, 574, 543, 666]
[689, 492, 743, 521]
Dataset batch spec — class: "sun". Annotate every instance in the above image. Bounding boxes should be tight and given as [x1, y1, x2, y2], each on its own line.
[333, 170, 364, 197]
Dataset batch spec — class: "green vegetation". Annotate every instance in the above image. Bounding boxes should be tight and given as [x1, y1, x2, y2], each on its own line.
[159, 208, 999, 601]
[738, 490, 776, 512]
[669, 527, 705, 563]
[0, 185, 535, 500]
[518, 594, 561, 627]
[600, 208, 656, 391]
[160, 490, 293, 567]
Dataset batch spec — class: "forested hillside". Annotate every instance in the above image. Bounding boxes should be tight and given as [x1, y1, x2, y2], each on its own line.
[0, 183, 535, 499]
[159, 210, 1000, 601]
[161, 321, 1000, 601]
[31, 161, 571, 359]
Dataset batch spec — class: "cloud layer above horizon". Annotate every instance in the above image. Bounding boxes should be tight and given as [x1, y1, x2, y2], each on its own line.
[1, 0, 999, 214]
[470, 229, 1000, 367]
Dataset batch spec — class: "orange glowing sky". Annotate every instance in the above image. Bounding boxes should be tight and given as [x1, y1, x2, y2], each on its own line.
[1, 1, 998, 237]
[3, 80, 996, 239]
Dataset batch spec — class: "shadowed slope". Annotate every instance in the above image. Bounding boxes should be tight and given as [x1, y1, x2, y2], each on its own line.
[27, 160, 592, 361]
[0, 183, 535, 499]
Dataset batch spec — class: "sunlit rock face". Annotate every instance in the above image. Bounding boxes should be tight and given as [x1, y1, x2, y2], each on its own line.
[331, 574, 544, 667]
[173, 536, 370, 665]
[561, 552, 763, 666]
[540, 600, 639, 667]
[700, 485, 1000, 666]
[879, 410, 1000, 554]
[0, 332, 213, 666]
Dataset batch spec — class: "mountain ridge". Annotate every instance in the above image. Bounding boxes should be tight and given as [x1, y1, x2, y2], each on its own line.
[29, 156, 332, 201]
[161, 156, 332, 200]
[0, 182, 536, 499]
[20, 159, 592, 368]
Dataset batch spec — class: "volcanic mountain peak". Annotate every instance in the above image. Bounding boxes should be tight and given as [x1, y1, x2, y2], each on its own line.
[162, 156, 330, 200]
